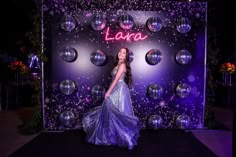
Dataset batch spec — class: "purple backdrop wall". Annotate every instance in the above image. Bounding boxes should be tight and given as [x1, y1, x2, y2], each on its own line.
[43, 0, 207, 130]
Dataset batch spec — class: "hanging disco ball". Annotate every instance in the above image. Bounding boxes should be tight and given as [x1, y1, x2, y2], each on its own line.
[59, 80, 76, 95]
[147, 16, 163, 32]
[176, 114, 191, 129]
[119, 14, 134, 30]
[91, 85, 106, 100]
[148, 114, 163, 129]
[145, 49, 163, 65]
[59, 47, 78, 62]
[90, 50, 107, 66]
[59, 111, 75, 127]
[176, 83, 191, 98]
[176, 17, 191, 33]
[60, 15, 76, 32]
[147, 84, 163, 99]
[91, 14, 106, 31]
[176, 49, 192, 64]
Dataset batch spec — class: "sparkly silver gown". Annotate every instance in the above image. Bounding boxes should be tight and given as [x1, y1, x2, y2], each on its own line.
[82, 68, 140, 150]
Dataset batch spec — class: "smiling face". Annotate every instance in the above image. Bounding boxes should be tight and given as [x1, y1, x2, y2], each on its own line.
[118, 48, 127, 62]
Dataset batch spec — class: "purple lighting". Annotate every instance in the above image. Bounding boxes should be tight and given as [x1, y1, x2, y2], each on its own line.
[29, 54, 40, 75]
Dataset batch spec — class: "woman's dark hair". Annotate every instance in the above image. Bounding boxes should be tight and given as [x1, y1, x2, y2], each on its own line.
[114, 47, 133, 87]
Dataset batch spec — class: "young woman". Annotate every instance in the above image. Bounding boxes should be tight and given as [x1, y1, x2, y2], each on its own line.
[82, 47, 140, 150]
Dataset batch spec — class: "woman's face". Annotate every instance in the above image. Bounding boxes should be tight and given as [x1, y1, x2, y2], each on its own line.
[118, 48, 127, 62]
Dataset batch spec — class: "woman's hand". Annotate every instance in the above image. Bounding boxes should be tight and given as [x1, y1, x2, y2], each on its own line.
[105, 92, 110, 99]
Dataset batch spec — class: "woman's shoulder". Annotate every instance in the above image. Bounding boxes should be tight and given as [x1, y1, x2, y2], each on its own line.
[118, 63, 126, 72]
[118, 62, 126, 68]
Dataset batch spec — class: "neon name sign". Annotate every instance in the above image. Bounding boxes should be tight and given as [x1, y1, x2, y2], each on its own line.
[105, 27, 148, 42]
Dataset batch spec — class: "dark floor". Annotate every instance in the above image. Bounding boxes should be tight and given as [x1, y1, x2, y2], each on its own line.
[0, 106, 233, 157]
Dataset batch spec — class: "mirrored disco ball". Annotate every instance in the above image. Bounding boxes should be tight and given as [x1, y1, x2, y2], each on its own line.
[176, 115, 191, 129]
[91, 14, 106, 31]
[148, 84, 163, 99]
[176, 83, 191, 98]
[145, 49, 162, 65]
[147, 16, 163, 32]
[148, 114, 163, 129]
[119, 14, 134, 30]
[59, 47, 78, 62]
[129, 50, 134, 63]
[176, 17, 191, 33]
[59, 111, 75, 127]
[176, 49, 192, 64]
[59, 80, 76, 95]
[60, 15, 76, 32]
[90, 50, 107, 66]
[91, 85, 106, 100]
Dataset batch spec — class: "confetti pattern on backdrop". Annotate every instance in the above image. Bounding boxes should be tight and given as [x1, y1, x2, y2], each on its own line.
[43, 0, 207, 130]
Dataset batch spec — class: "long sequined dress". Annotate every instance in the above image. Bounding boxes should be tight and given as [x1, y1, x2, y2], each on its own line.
[82, 68, 140, 150]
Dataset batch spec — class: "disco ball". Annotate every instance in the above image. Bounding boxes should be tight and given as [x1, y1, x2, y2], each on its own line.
[176, 49, 192, 64]
[176, 83, 191, 98]
[148, 114, 163, 129]
[147, 16, 163, 32]
[59, 80, 76, 95]
[147, 84, 163, 99]
[90, 50, 107, 66]
[59, 47, 77, 62]
[176, 114, 191, 129]
[91, 85, 106, 100]
[60, 15, 76, 32]
[91, 14, 106, 31]
[119, 14, 134, 30]
[145, 49, 163, 65]
[59, 111, 75, 127]
[176, 17, 191, 33]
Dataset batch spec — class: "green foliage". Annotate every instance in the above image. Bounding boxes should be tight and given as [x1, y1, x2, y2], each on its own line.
[204, 104, 217, 129]
[19, 5, 44, 135]
[19, 105, 42, 135]
[204, 17, 222, 128]
[206, 26, 221, 106]
[25, 5, 48, 62]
